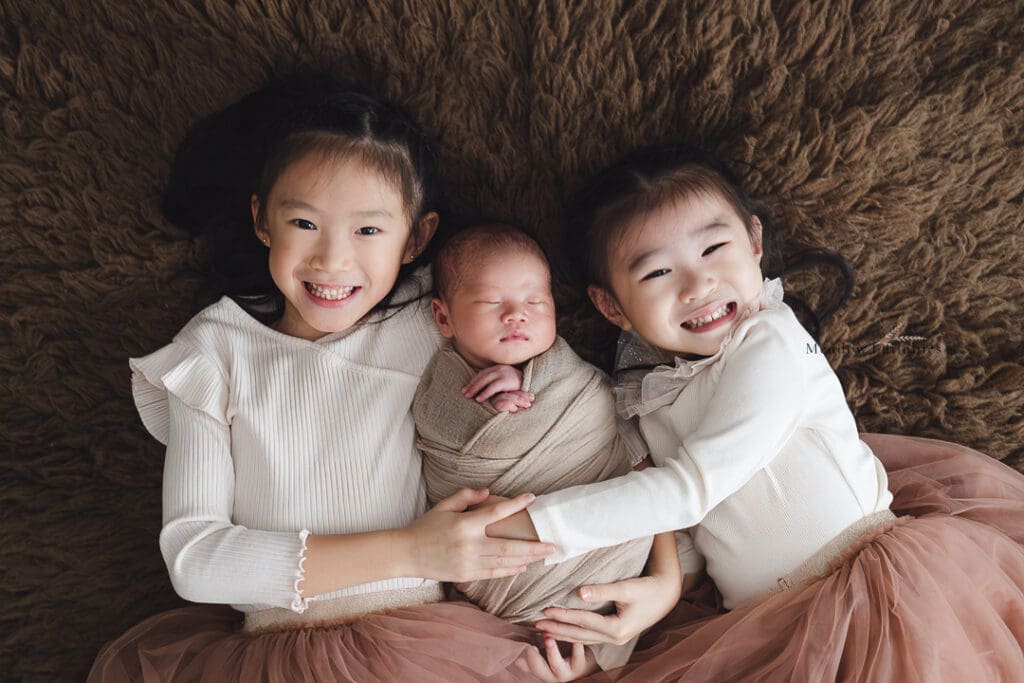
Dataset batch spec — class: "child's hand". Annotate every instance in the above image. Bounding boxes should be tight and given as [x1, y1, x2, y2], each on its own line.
[462, 365, 528, 403]
[490, 390, 534, 413]
[403, 488, 554, 582]
[537, 530, 681, 645]
[515, 636, 597, 682]
[535, 572, 680, 646]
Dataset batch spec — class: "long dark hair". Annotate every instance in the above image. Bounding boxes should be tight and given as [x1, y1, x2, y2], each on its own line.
[162, 73, 441, 322]
[567, 142, 853, 340]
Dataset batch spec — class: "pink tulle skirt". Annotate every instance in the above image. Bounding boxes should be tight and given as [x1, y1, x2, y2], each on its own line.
[89, 435, 1024, 682]
[88, 599, 540, 682]
[610, 434, 1024, 682]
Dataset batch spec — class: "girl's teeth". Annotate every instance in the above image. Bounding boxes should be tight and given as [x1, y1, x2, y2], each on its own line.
[683, 304, 731, 329]
[305, 283, 355, 300]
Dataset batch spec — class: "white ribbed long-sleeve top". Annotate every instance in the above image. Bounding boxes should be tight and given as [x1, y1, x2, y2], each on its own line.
[130, 285, 442, 613]
[527, 281, 894, 608]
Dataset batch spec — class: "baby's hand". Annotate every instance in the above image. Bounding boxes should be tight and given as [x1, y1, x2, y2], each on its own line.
[515, 637, 597, 681]
[490, 390, 534, 413]
[462, 365, 530, 404]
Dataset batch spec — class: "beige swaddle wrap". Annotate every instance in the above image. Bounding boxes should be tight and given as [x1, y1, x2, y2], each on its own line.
[413, 337, 653, 670]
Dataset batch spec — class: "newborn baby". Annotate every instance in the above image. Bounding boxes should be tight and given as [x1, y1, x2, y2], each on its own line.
[413, 223, 654, 672]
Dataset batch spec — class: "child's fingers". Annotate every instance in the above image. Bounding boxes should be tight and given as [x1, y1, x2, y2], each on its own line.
[577, 580, 637, 603]
[544, 637, 572, 679]
[473, 491, 535, 524]
[537, 606, 621, 643]
[483, 537, 555, 559]
[521, 647, 557, 682]
[570, 642, 586, 670]
[431, 487, 490, 512]
[533, 619, 602, 645]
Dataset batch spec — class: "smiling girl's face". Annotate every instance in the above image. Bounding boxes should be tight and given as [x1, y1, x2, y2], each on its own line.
[253, 151, 432, 341]
[593, 190, 764, 358]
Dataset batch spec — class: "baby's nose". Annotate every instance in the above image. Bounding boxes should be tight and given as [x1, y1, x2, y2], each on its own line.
[504, 308, 527, 323]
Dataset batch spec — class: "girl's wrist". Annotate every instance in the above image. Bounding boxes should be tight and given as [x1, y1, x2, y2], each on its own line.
[390, 527, 419, 578]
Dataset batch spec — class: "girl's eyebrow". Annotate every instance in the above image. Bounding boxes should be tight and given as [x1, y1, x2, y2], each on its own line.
[352, 209, 395, 219]
[626, 220, 729, 273]
[280, 199, 320, 211]
[279, 200, 393, 219]
[627, 248, 662, 274]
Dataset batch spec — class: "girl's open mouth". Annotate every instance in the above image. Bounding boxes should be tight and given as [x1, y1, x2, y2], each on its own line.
[304, 282, 360, 306]
[681, 301, 737, 332]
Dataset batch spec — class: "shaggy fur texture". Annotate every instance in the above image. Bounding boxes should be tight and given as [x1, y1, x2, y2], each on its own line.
[1, 1, 1021, 679]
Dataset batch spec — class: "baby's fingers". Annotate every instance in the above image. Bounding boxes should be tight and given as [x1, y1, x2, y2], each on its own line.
[543, 637, 573, 680]
[518, 647, 557, 682]
[461, 370, 496, 399]
[462, 365, 522, 401]
[506, 390, 535, 408]
[490, 395, 518, 413]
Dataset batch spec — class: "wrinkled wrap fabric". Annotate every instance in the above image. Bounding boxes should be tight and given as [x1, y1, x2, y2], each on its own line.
[414, 337, 653, 670]
[598, 434, 1024, 682]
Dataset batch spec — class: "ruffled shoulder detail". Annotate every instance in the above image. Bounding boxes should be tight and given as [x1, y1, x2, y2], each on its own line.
[129, 342, 229, 445]
[614, 278, 785, 419]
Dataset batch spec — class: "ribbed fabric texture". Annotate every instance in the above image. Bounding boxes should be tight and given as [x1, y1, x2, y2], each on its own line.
[130, 288, 443, 613]
[528, 304, 894, 608]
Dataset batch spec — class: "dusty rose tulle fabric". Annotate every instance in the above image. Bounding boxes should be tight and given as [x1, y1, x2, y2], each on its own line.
[89, 435, 1024, 682]
[88, 600, 540, 682]
[603, 434, 1024, 682]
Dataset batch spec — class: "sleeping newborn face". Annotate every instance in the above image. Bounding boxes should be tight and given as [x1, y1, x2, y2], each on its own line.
[431, 249, 557, 369]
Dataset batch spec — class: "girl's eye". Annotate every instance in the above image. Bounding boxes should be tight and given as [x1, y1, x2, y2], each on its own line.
[702, 242, 727, 256]
[292, 219, 316, 230]
[641, 268, 670, 281]
[356, 226, 380, 235]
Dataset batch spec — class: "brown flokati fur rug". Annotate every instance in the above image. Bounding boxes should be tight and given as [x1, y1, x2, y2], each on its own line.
[1, 1, 1022, 679]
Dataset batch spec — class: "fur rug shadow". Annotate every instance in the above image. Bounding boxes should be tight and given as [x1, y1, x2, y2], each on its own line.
[1, 1, 1022, 679]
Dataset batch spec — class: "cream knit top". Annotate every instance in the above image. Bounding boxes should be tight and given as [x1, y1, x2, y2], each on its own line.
[528, 279, 894, 608]
[130, 279, 442, 613]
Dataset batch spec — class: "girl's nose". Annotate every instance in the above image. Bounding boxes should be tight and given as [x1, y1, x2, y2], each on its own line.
[681, 273, 718, 303]
[309, 236, 353, 273]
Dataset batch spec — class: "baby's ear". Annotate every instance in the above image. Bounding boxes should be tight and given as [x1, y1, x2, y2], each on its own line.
[431, 297, 456, 338]
[588, 285, 631, 331]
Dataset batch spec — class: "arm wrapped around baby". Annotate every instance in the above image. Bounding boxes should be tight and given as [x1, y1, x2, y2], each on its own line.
[413, 337, 653, 647]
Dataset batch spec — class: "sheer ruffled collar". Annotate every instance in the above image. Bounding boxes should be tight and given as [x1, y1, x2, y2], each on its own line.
[614, 278, 785, 419]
